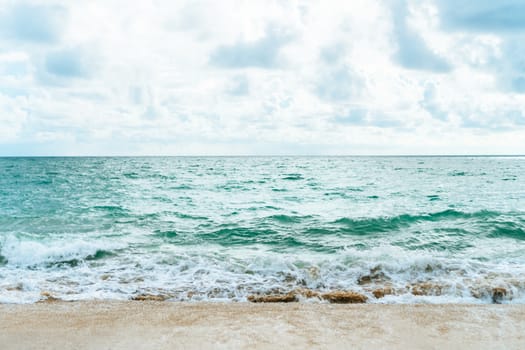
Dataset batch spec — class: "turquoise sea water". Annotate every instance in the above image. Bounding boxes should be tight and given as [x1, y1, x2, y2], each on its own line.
[1, 156, 524, 303]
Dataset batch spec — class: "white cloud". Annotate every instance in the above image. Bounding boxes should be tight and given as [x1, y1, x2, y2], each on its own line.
[0, 0, 524, 155]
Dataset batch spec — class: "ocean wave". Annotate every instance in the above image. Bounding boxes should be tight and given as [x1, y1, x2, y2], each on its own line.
[153, 229, 178, 239]
[266, 214, 314, 224]
[1, 240, 525, 303]
[487, 222, 525, 240]
[3, 255, 523, 304]
[92, 205, 131, 218]
[198, 228, 303, 247]
[0, 235, 122, 267]
[153, 210, 523, 249]
[332, 209, 504, 235]
[282, 173, 304, 180]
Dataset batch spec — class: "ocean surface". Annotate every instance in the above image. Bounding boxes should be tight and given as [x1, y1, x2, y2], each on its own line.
[0, 156, 524, 304]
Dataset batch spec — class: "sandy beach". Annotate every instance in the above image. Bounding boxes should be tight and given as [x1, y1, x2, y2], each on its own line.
[0, 302, 524, 349]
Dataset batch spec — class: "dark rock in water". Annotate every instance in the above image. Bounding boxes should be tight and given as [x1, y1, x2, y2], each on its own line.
[5, 283, 23, 291]
[293, 288, 321, 299]
[320, 291, 367, 304]
[471, 285, 511, 303]
[132, 294, 169, 301]
[247, 293, 297, 303]
[492, 287, 507, 304]
[358, 275, 373, 285]
[372, 287, 394, 299]
[410, 282, 445, 296]
[247, 289, 367, 303]
[358, 270, 389, 285]
[372, 289, 384, 299]
[38, 291, 61, 303]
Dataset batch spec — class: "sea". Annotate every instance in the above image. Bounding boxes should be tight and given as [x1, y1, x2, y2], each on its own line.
[0, 156, 524, 304]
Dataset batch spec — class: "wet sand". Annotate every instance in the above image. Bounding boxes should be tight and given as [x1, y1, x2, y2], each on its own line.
[1, 302, 524, 349]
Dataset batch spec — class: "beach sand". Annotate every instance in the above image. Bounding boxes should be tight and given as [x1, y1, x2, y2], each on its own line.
[1, 302, 524, 349]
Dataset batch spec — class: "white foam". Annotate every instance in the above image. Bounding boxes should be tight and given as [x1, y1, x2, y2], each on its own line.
[1, 240, 525, 304]
[0, 234, 123, 267]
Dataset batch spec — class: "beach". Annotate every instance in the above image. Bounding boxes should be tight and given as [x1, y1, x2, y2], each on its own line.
[1, 157, 524, 348]
[1, 302, 524, 349]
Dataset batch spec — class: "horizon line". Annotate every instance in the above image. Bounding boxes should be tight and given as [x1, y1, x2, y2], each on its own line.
[1, 154, 524, 158]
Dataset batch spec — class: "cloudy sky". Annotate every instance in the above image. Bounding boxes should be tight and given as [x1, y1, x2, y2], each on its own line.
[1, 0, 524, 155]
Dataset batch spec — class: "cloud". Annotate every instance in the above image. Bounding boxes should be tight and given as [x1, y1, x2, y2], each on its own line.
[0, 94, 28, 141]
[314, 42, 364, 102]
[508, 110, 525, 125]
[0, 0, 524, 155]
[512, 77, 525, 93]
[436, 0, 525, 32]
[420, 83, 447, 120]
[333, 109, 367, 125]
[391, 0, 451, 72]
[36, 47, 100, 85]
[332, 108, 404, 129]
[320, 43, 346, 64]
[493, 40, 525, 94]
[315, 66, 363, 102]
[461, 109, 525, 130]
[1, 61, 29, 77]
[209, 26, 293, 68]
[433, 1, 525, 93]
[0, 3, 67, 43]
[227, 75, 250, 96]
[0, 52, 31, 78]
[451, 36, 525, 94]
[44, 48, 93, 78]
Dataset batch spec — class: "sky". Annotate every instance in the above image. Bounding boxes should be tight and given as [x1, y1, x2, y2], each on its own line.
[0, 0, 524, 155]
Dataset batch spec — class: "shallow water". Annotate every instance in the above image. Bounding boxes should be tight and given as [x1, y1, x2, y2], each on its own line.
[0, 156, 524, 303]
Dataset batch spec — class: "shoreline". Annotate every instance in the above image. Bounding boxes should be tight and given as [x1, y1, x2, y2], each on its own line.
[1, 302, 524, 349]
